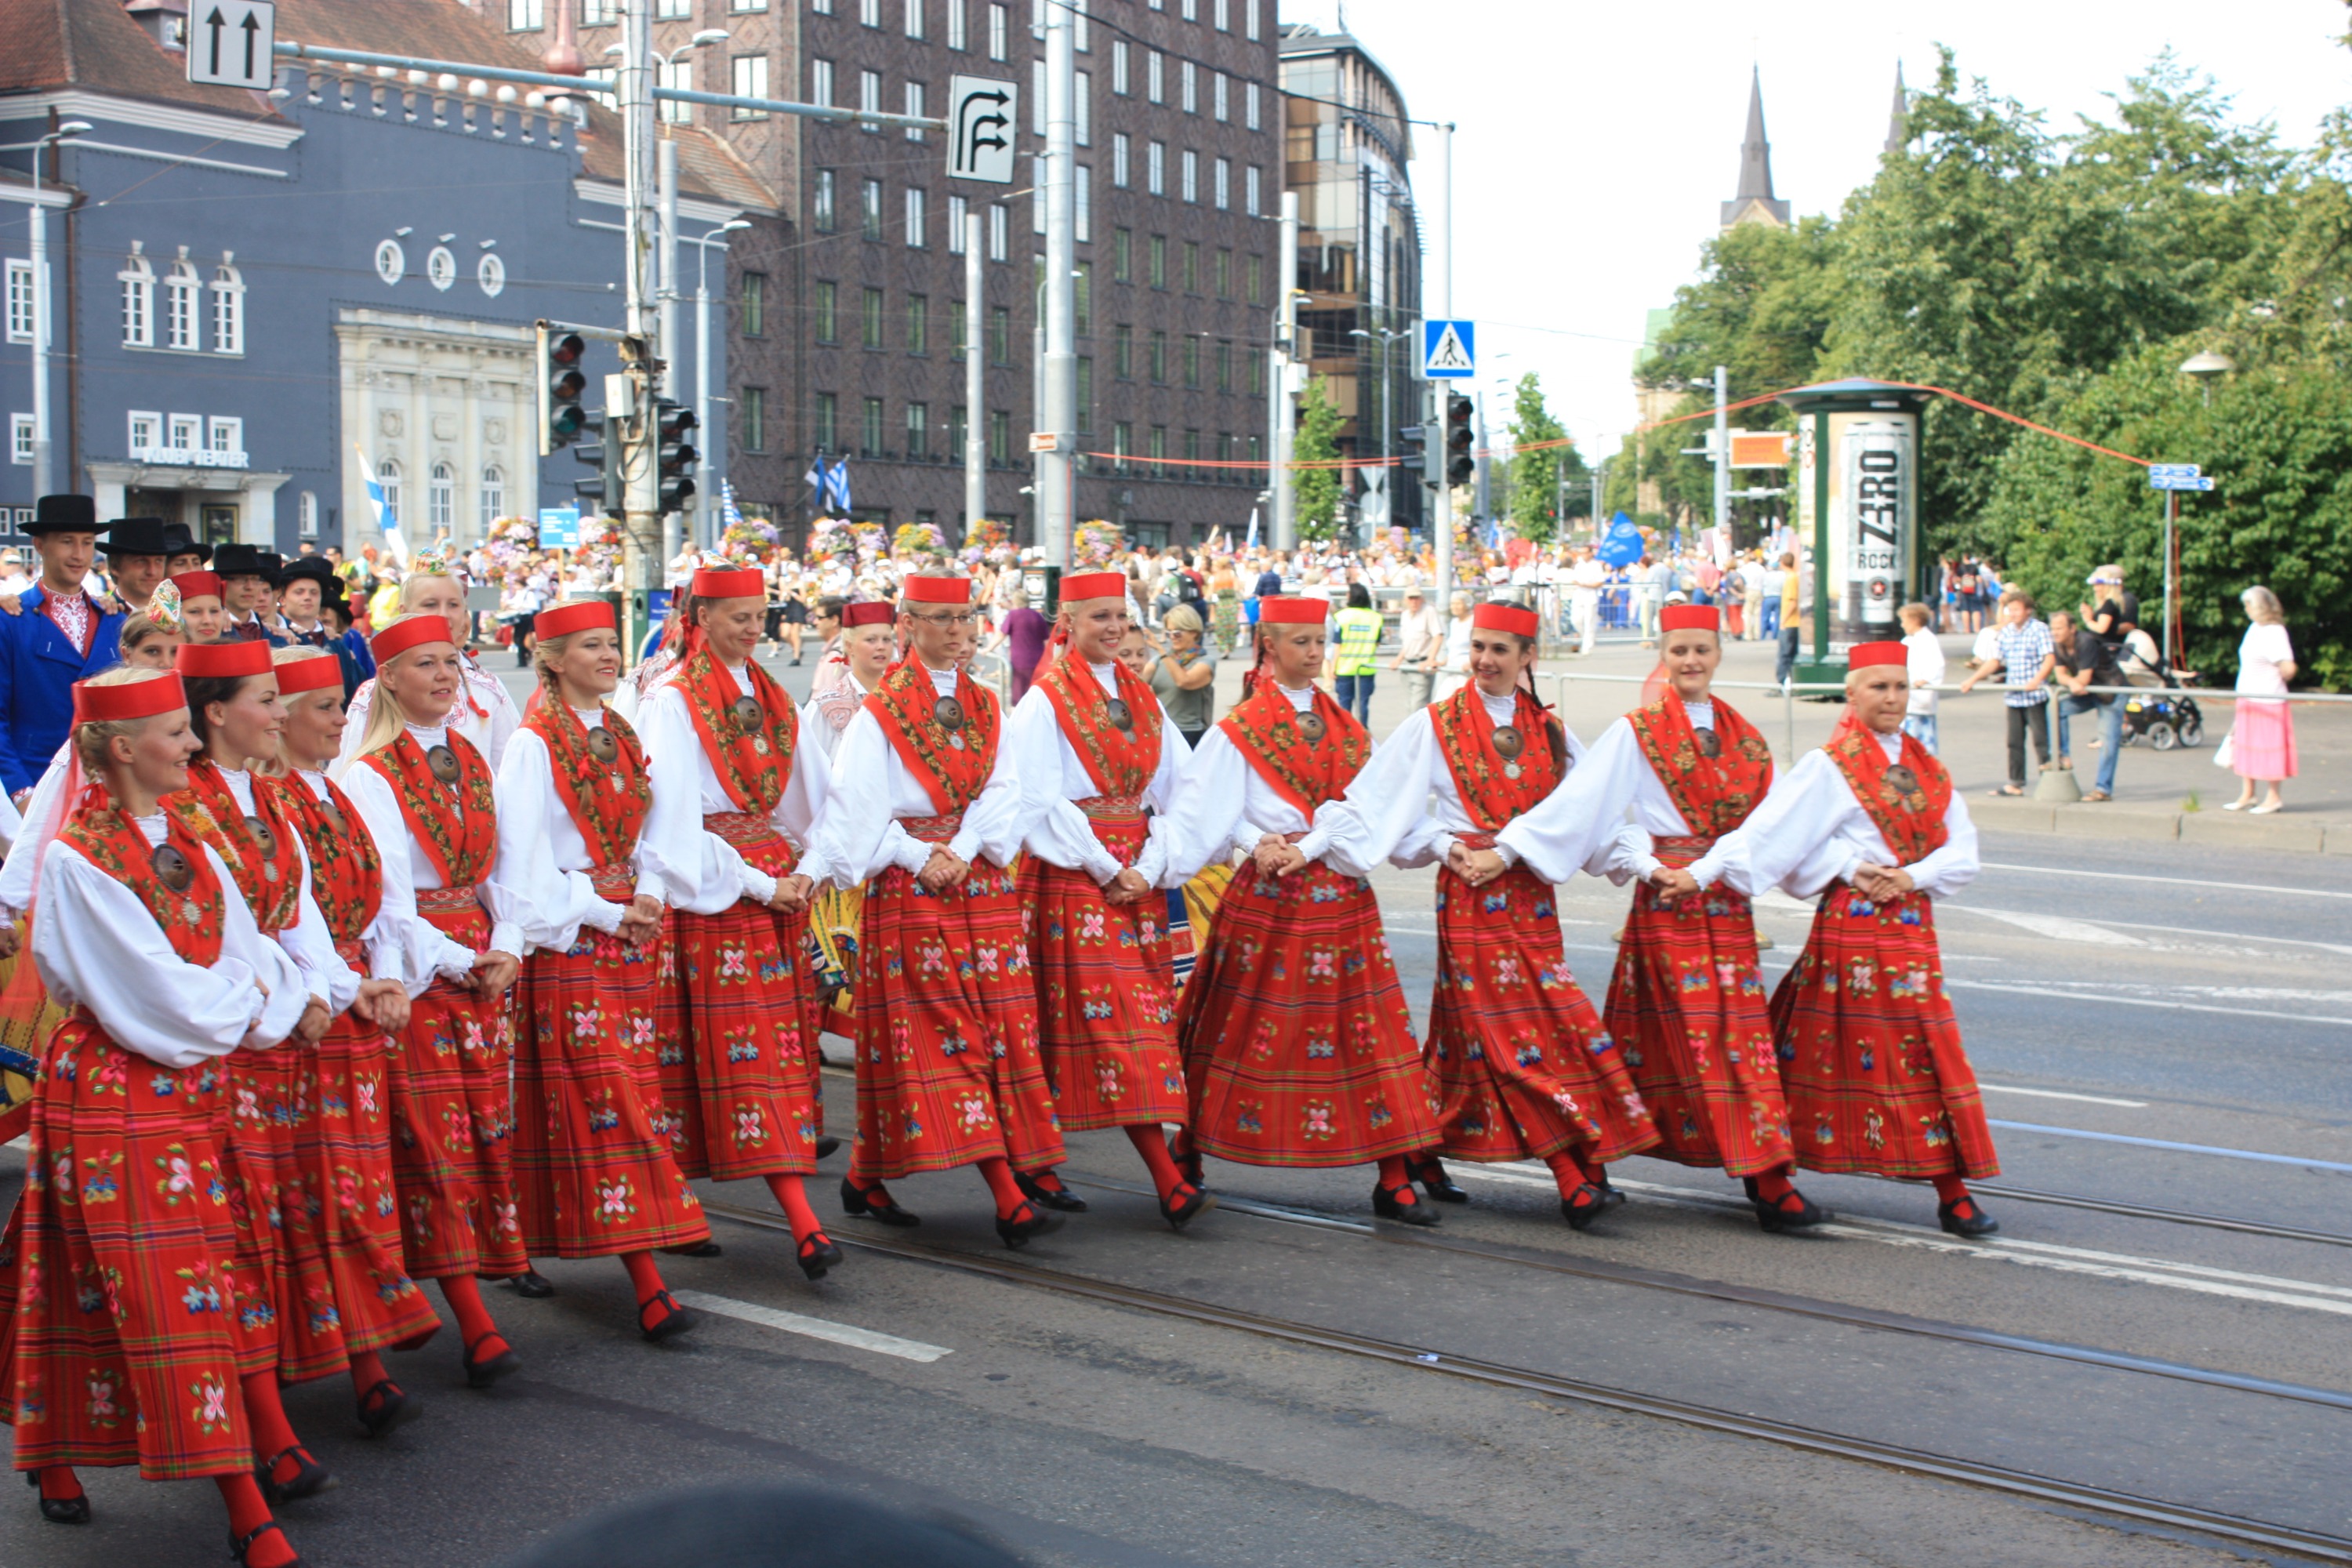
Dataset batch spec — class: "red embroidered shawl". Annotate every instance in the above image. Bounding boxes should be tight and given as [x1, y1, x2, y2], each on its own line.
[360, 730, 499, 887]
[1036, 653, 1162, 799]
[528, 700, 653, 869]
[1431, 684, 1563, 833]
[1216, 681, 1369, 817]
[1627, 692, 1775, 840]
[260, 772, 383, 946]
[676, 647, 797, 816]
[60, 802, 227, 965]
[866, 655, 1001, 815]
[170, 759, 303, 934]
[1824, 716, 1951, 866]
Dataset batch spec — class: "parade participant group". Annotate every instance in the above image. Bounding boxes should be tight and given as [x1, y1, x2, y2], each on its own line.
[0, 496, 2000, 1568]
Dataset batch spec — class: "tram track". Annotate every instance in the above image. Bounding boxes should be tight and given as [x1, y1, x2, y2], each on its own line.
[702, 1200, 2352, 1566]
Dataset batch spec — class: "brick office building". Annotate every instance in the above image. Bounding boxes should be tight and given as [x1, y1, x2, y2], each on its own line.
[503, 0, 1285, 551]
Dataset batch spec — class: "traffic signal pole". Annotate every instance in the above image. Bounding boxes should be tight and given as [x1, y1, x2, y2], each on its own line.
[1037, 0, 1076, 568]
[964, 208, 986, 543]
[619, 0, 661, 659]
[1428, 121, 1454, 608]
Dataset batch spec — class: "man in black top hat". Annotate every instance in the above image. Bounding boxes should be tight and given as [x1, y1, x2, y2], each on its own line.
[212, 543, 282, 644]
[278, 555, 339, 650]
[96, 517, 175, 618]
[0, 496, 126, 802]
[162, 521, 211, 575]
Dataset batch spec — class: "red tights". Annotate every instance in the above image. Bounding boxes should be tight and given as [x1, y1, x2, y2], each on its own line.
[1375, 1154, 1421, 1205]
[218, 1472, 296, 1566]
[763, 1173, 829, 1244]
[440, 1274, 507, 1362]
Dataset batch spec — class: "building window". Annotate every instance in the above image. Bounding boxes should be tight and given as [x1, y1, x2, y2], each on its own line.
[1215, 338, 1232, 392]
[988, 203, 1008, 261]
[729, 0, 767, 10]
[507, 0, 543, 28]
[1149, 329, 1167, 383]
[904, 80, 927, 140]
[1181, 241, 1199, 292]
[129, 411, 159, 453]
[862, 287, 884, 349]
[813, 281, 837, 341]
[947, 193, 969, 252]
[860, 0, 881, 22]
[1112, 227, 1131, 282]
[657, 57, 693, 123]
[1246, 252, 1262, 303]
[1074, 262, 1091, 334]
[655, 0, 690, 16]
[1181, 60, 1197, 114]
[1148, 425, 1166, 474]
[1214, 72, 1228, 122]
[861, 396, 884, 456]
[1112, 324, 1132, 379]
[906, 293, 927, 352]
[905, 401, 928, 458]
[812, 0, 833, 13]
[904, 0, 924, 37]
[582, 0, 618, 20]
[5, 260, 33, 345]
[947, 0, 966, 49]
[1112, 421, 1131, 468]
[1180, 150, 1198, 204]
[1183, 336, 1200, 389]
[949, 300, 967, 355]
[1076, 357, 1092, 432]
[948, 404, 967, 455]
[905, 185, 927, 246]
[478, 464, 506, 530]
[988, 306, 1011, 364]
[1146, 49, 1163, 103]
[164, 257, 200, 350]
[1213, 156, 1229, 211]
[1246, 80, 1260, 131]
[742, 386, 768, 451]
[1075, 71, 1092, 146]
[429, 462, 455, 535]
[862, 178, 884, 239]
[377, 459, 402, 522]
[1215, 248, 1232, 299]
[809, 58, 833, 107]
[298, 490, 318, 537]
[1146, 140, 1165, 196]
[1244, 165, 1261, 216]
[731, 55, 770, 114]
[1184, 430, 1200, 463]
[1112, 132, 1130, 187]
[1076, 164, 1092, 243]
[1214, 0, 1229, 27]
[859, 69, 882, 131]
[1181, 0, 1196, 17]
[987, 1, 1007, 60]
[1244, 0, 1258, 38]
[1148, 234, 1167, 289]
[1111, 39, 1128, 94]
[208, 416, 242, 456]
[988, 408, 1010, 464]
[211, 260, 245, 354]
[813, 169, 837, 230]
[813, 392, 837, 453]
[10, 414, 34, 466]
[741, 271, 766, 336]
[168, 413, 201, 452]
[1248, 351, 1263, 394]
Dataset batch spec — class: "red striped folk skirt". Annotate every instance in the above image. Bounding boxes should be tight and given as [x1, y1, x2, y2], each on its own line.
[1428, 852, 1658, 1163]
[513, 870, 710, 1257]
[1602, 837, 1795, 1177]
[1018, 802, 1187, 1133]
[292, 955, 440, 1360]
[848, 817, 1063, 1181]
[0, 1022, 274, 1478]
[657, 815, 822, 1182]
[1174, 855, 1438, 1168]
[1766, 883, 2000, 1181]
[387, 893, 526, 1280]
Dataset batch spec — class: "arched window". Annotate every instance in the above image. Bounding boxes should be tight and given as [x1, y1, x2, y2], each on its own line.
[211, 256, 245, 355]
[478, 464, 505, 531]
[165, 252, 201, 350]
[298, 490, 318, 539]
[118, 246, 154, 347]
[429, 462, 455, 535]
[376, 458, 403, 528]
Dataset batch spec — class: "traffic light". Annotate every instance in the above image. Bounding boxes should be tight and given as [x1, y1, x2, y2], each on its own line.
[572, 418, 610, 516]
[538, 328, 588, 456]
[1444, 394, 1475, 488]
[655, 399, 699, 514]
[1396, 423, 1434, 491]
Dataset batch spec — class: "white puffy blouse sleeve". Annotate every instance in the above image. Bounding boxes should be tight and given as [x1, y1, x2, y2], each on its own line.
[1151, 727, 1256, 887]
[342, 764, 485, 983]
[0, 746, 71, 923]
[491, 728, 616, 953]
[960, 718, 1026, 869]
[1494, 717, 1642, 886]
[1308, 713, 1439, 879]
[809, 707, 931, 887]
[277, 832, 361, 1014]
[33, 839, 308, 1069]
[1718, 751, 1859, 901]
[1008, 688, 1123, 884]
[637, 682, 771, 915]
[1907, 790, 1980, 899]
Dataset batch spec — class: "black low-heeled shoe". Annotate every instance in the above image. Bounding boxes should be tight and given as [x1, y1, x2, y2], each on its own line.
[462, 1333, 521, 1389]
[1171, 1137, 1206, 1189]
[1592, 1174, 1626, 1210]
[1410, 1156, 1468, 1203]
[231, 1519, 307, 1568]
[839, 1175, 920, 1228]
[28, 1470, 89, 1526]
[797, 1232, 845, 1280]
[354, 1378, 420, 1439]
[1560, 1184, 1607, 1232]
[663, 1240, 724, 1258]
[1755, 1191, 1833, 1234]
[259, 1446, 338, 1504]
[1158, 1181, 1217, 1231]
[506, 1269, 557, 1299]
[637, 1288, 699, 1343]
[994, 1199, 1065, 1249]
[1937, 1199, 2001, 1238]
[814, 1135, 842, 1160]
[1371, 1181, 1440, 1227]
[1015, 1171, 1091, 1212]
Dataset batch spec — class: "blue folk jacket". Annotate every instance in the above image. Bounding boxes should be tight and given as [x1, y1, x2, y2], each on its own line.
[0, 586, 125, 797]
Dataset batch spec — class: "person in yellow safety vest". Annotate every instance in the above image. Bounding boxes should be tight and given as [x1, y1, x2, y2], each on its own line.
[1333, 583, 1385, 724]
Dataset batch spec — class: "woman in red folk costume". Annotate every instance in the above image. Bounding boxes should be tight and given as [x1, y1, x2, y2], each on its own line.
[1156, 597, 1443, 1224]
[0, 670, 320, 1567]
[638, 567, 844, 1279]
[1006, 572, 1210, 1228]
[336, 613, 531, 1387]
[258, 648, 445, 1441]
[808, 573, 1066, 1247]
[1318, 602, 1659, 1228]
[495, 600, 715, 1334]
[1719, 642, 2000, 1236]
[1497, 604, 1826, 1231]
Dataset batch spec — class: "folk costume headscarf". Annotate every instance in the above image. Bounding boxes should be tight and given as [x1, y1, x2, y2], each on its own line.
[670, 567, 800, 817]
[866, 575, 1000, 816]
[1826, 641, 1951, 866]
[1034, 572, 1161, 798]
[1218, 597, 1367, 815]
[258, 654, 383, 943]
[523, 601, 655, 866]
[168, 641, 306, 933]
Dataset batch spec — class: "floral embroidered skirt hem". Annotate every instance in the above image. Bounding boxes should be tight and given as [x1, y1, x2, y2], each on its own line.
[1427, 865, 1659, 1164]
[0, 1023, 272, 1479]
[1020, 815, 1188, 1134]
[293, 1011, 440, 1358]
[657, 826, 824, 1183]
[1603, 879, 1797, 1178]
[1174, 859, 1438, 1168]
[388, 906, 527, 1280]
[513, 927, 710, 1258]
[848, 856, 1065, 1181]
[1766, 884, 1999, 1181]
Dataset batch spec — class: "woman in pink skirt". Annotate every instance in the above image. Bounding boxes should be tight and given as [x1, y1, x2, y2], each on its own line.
[2225, 586, 2296, 815]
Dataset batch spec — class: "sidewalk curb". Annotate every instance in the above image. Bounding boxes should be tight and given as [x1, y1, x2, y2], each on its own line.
[1970, 797, 2347, 855]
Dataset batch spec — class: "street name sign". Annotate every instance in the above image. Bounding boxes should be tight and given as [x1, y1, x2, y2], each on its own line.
[947, 76, 1019, 183]
[187, 2, 276, 91]
[2148, 464, 2215, 492]
[1421, 319, 1475, 379]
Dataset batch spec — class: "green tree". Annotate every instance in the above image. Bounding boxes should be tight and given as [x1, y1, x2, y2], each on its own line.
[1644, 216, 1842, 408]
[1292, 376, 1345, 541]
[1502, 373, 1578, 542]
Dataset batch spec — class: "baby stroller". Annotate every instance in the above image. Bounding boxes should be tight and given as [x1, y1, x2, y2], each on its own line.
[2117, 630, 2203, 750]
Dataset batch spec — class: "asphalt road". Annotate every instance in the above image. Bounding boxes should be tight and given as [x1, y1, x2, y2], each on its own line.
[0, 646, 2346, 1567]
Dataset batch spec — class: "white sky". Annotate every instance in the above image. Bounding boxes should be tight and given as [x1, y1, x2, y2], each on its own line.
[1288, 0, 2352, 460]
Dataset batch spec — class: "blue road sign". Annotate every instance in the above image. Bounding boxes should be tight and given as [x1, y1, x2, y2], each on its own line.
[2150, 475, 2216, 491]
[1421, 319, 1475, 379]
[2147, 463, 2202, 481]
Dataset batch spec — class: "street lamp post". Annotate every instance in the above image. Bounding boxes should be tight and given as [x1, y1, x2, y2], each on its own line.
[1348, 322, 1412, 548]
[16, 122, 91, 499]
[693, 217, 752, 551]
[2173, 351, 2235, 672]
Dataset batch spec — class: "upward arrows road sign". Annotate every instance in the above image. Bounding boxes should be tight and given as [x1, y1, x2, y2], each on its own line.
[1421, 319, 1475, 379]
[186, 1, 276, 91]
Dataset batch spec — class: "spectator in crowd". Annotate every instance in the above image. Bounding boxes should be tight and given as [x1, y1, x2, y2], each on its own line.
[1773, 552, 1806, 685]
[2226, 584, 2297, 815]
[1899, 601, 1944, 754]
[1570, 548, 1606, 656]
[2080, 566, 2139, 652]
[2049, 608, 2123, 801]
[996, 585, 1050, 703]
[1146, 604, 1218, 750]
[1740, 554, 1766, 640]
[1435, 590, 1475, 702]
[1953, 555, 1986, 633]
[1331, 583, 1383, 724]
[1959, 588, 2056, 796]
[1392, 586, 1441, 710]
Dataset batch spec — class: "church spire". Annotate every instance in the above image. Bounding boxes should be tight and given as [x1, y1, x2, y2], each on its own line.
[1885, 61, 1909, 155]
[1720, 65, 1791, 231]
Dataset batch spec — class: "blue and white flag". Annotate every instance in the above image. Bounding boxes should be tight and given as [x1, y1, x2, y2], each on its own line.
[1244, 506, 1260, 550]
[357, 443, 405, 565]
[720, 477, 746, 535]
[826, 458, 854, 513]
[805, 457, 827, 510]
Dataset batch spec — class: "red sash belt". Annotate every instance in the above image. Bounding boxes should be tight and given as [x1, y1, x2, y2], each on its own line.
[1652, 834, 1715, 869]
[589, 863, 635, 899]
[1454, 831, 1497, 851]
[703, 811, 779, 849]
[332, 938, 366, 966]
[1075, 794, 1145, 824]
[904, 811, 965, 845]
[415, 886, 482, 914]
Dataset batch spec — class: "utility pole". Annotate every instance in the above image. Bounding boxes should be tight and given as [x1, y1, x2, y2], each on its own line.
[657, 136, 682, 568]
[1711, 363, 1730, 557]
[1428, 121, 1454, 607]
[619, 0, 660, 657]
[1271, 191, 1300, 550]
[1036, 0, 1076, 568]
[964, 208, 985, 543]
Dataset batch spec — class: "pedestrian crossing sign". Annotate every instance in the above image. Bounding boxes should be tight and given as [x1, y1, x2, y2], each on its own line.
[1421, 319, 1475, 379]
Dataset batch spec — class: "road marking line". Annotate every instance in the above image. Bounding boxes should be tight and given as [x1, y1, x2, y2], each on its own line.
[1947, 979, 2352, 1028]
[1979, 862, 2352, 900]
[1449, 1169, 2352, 1318]
[1978, 1084, 2149, 1109]
[1957, 908, 2147, 946]
[1987, 1120, 2352, 1174]
[670, 1290, 953, 1363]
